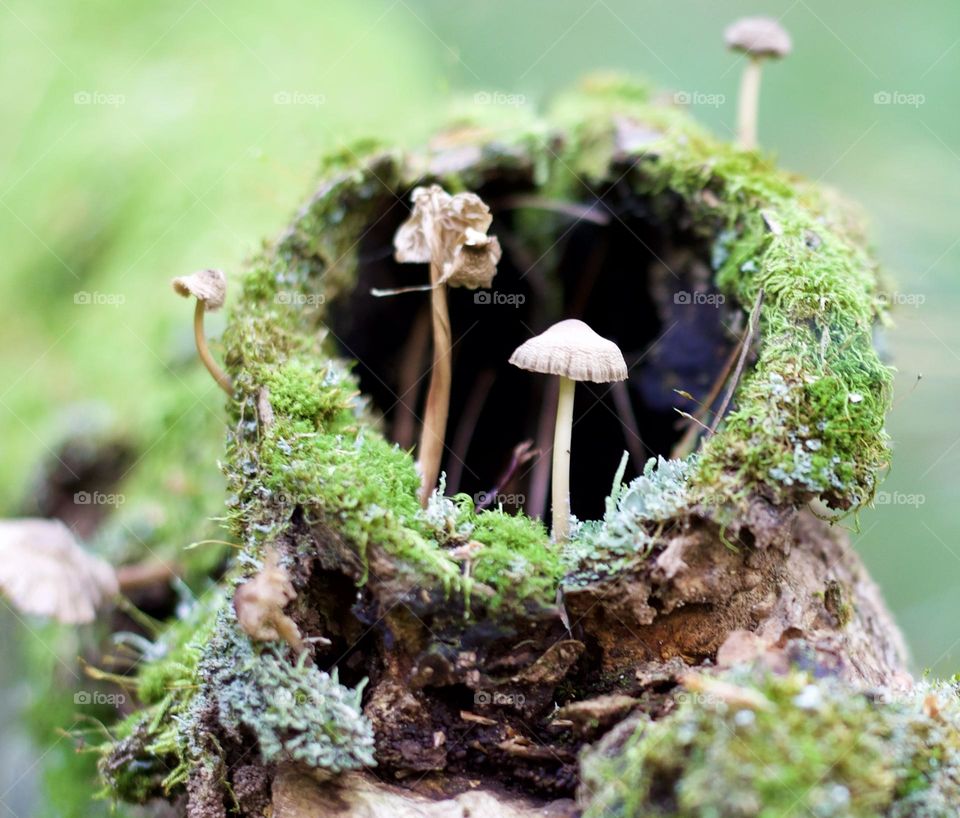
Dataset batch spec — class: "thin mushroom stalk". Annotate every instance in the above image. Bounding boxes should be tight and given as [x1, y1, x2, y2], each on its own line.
[552, 376, 576, 542]
[392, 186, 501, 506]
[736, 57, 763, 150]
[192, 299, 232, 394]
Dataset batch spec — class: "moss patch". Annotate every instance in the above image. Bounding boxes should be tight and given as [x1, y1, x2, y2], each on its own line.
[580, 671, 960, 818]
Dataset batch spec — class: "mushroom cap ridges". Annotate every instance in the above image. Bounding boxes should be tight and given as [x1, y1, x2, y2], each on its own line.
[172, 268, 227, 310]
[724, 16, 792, 58]
[509, 319, 628, 383]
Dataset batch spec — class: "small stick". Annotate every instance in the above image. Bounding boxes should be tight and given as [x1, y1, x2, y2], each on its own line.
[610, 380, 648, 471]
[670, 336, 744, 459]
[393, 306, 431, 450]
[706, 288, 765, 439]
[495, 195, 611, 226]
[447, 369, 496, 494]
[476, 440, 539, 511]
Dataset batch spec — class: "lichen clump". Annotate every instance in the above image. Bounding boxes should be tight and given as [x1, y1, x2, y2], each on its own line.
[580, 671, 960, 818]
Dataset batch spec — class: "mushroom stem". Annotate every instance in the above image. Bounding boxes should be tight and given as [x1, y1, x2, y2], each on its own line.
[736, 57, 763, 150]
[193, 300, 232, 395]
[551, 376, 576, 542]
[417, 259, 452, 506]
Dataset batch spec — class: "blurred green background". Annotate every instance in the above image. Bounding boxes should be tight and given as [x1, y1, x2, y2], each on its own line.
[1, 0, 958, 812]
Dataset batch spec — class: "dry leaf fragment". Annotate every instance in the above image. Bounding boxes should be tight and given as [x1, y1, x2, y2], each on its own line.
[233, 548, 304, 651]
[0, 518, 118, 624]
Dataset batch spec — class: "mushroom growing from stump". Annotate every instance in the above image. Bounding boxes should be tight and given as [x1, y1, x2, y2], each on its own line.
[724, 16, 792, 150]
[171, 268, 232, 395]
[393, 185, 501, 506]
[509, 319, 627, 542]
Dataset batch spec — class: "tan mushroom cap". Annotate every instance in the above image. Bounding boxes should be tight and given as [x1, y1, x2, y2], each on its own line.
[509, 319, 628, 383]
[172, 268, 227, 311]
[0, 518, 119, 624]
[724, 16, 792, 58]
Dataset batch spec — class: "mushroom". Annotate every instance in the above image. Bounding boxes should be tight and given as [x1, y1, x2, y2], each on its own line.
[393, 185, 501, 506]
[0, 518, 119, 624]
[171, 268, 232, 395]
[724, 16, 792, 150]
[233, 547, 304, 652]
[509, 320, 627, 542]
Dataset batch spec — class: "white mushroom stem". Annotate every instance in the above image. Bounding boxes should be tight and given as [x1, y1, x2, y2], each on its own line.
[551, 376, 576, 542]
[418, 257, 452, 506]
[193, 300, 232, 395]
[736, 57, 764, 150]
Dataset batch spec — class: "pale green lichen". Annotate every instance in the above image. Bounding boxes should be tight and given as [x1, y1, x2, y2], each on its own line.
[580, 670, 960, 818]
[197, 608, 374, 772]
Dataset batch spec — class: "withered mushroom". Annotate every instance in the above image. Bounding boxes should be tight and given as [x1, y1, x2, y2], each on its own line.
[233, 547, 304, 652]
[171, 268, 232, 395]
[0, 518, 118, 624]
[509, 320, 627, 542]
[393, 185, 501, 506]
[724, 16, 792, 150]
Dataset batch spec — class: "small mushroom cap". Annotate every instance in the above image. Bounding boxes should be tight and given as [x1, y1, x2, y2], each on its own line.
[724, 17, 792, 58]
[509, 319, 628, 383]
[439, 228, 502, 290]
[0, 518, 119, 624]
[394, 185, 495, 265]
[172, 268, 227, 311]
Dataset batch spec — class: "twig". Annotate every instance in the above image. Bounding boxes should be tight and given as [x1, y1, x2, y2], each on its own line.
[495, 195, 611, 225]
[446, 368, 496, 494]
[706, 288, 765, 439]
[476, 440, 539, 511]
[393, 306, 431, 450]
[610, 380, 648, 471]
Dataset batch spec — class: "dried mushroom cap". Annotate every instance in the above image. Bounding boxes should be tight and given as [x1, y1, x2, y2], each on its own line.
[509, 319, 628, 383]
[0, 518, 118, 624]
[394, 185, 495, 266]
[233, 548, 304, 651]
[724, 16, 792, 58]
[439, 228, 502, 289]
[171, 268, 227, 310]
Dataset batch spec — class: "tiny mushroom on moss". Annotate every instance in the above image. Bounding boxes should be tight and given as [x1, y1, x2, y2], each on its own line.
[171, 268, 232, 395]
[509, 319, 627, 542]
[393, 185, 501, 506]
[724, 16, 792, 150]
[233, 547, 304, 652]
[0, 518, 118, 624]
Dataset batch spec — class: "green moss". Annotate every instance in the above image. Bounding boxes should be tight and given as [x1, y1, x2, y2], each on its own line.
[581, 670, 960, 818]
